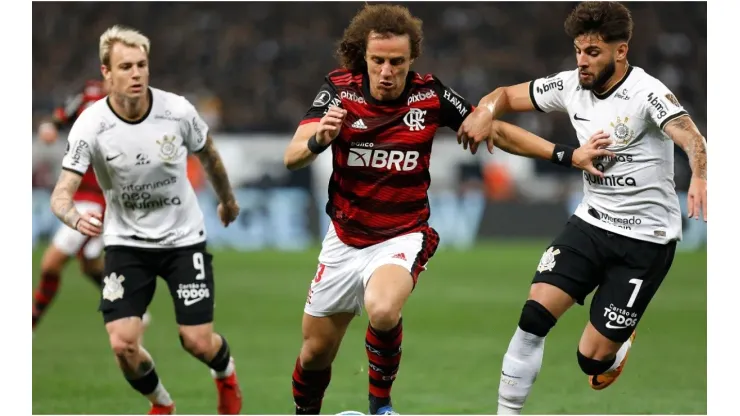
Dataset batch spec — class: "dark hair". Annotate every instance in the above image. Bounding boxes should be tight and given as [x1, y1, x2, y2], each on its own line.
[336, 4, 423, 72]
[564, 1, 633, 43]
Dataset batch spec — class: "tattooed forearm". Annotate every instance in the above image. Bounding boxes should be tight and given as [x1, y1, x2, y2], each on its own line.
[665, 115, 707, 180]
[50, 170, 83, 229]
[686, 134, 707, 180]
[197, 136, 235, 203]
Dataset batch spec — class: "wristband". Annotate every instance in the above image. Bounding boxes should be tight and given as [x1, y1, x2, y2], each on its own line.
[551, 144, 574, 167]
[307, 135, 330, 154]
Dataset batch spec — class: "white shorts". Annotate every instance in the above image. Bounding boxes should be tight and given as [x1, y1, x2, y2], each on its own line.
[304, 223, 439, 317]
[51, 201, 104, 259]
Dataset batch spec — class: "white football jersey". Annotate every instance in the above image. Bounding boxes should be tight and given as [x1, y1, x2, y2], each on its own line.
[530, 66, 687, 244]
[61, 87, 210, 248]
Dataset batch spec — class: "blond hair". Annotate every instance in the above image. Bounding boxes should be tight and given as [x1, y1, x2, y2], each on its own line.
[99, 25, 151, 67]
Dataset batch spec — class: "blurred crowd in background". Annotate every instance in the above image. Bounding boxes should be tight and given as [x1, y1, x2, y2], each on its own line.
[32, 1, 706, 196]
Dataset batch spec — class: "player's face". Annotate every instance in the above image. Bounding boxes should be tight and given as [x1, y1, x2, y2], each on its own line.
[102, 42, 149, 99]
[365, 32, 413, 101]
[574, 34, 620, 91]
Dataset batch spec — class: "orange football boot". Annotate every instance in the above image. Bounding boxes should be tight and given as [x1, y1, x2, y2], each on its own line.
[589, 331, 637, 390]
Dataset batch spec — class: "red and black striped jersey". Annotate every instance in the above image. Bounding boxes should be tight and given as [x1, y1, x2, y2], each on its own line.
[299, 69, 474, 248]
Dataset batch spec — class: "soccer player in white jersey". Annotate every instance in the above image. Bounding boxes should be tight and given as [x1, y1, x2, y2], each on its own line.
[49, 25, 243, 415]
[457, 2, 707, 414]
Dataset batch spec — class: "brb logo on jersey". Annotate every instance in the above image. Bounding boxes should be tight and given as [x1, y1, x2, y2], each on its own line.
[347, 143, 419, 172]
[403, 108, 426, 131]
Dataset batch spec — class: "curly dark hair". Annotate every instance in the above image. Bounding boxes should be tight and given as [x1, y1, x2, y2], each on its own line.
[336, 4, 423, 73]
[564, 1, 633, 43]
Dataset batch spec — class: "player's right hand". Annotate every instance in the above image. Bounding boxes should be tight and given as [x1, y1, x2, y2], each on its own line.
[75, 212, 103, 237]
[572, 130, 615, 177]
[457, 106, 494, 154]
[316, 106, 347, 145]
[217, 199, 240, 227]
[38, 122, 59, 144]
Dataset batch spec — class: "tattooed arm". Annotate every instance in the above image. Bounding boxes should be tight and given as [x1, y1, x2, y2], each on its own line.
[51, 170, 103, 236]
[664, 115, 708, 220]
[196, 135, 239, 226]
[664, 115, 707, 179]
[51, 170, 83, 229]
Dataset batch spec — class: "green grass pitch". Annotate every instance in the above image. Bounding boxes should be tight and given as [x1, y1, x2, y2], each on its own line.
[32, 242, 706, 414]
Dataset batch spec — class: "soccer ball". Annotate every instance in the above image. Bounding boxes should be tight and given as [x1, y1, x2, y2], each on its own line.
[336, 412, 364, 415]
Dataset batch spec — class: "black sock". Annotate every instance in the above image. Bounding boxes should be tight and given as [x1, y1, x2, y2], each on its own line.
[126, 367, 160, 396]
[208, 334, 231, 372]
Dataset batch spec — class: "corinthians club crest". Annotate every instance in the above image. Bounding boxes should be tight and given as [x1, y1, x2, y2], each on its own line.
[609, 116, 635, 145]
[157, 135, 183, 162]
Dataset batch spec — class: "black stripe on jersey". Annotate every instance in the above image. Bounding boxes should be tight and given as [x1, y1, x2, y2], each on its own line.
[333, 186, 428, 214]
[333, 168, 429, 189]
[529, 81, 545, 112]
[62, 166, 85, 176]
[659, 110, 689, 131]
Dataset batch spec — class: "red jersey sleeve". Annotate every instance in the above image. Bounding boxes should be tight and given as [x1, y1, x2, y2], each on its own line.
[299, 80, 340, 126]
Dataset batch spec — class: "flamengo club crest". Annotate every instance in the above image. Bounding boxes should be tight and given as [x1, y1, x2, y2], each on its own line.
[610, 116, 635, 145]
[404, 108, 426, 131]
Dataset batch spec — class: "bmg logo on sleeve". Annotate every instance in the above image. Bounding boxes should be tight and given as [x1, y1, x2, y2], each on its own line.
[347, 148, 419, 171]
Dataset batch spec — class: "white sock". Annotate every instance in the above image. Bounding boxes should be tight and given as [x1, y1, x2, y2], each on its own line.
[606, 338, 632, 372]
[147, 381, 173, 406]
[498, 327, 546, 415]
[211, 356, 235, 379]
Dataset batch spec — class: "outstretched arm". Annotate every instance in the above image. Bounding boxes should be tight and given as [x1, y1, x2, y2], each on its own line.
[490, 121, 614, 177]
[663, 115, 707, 220]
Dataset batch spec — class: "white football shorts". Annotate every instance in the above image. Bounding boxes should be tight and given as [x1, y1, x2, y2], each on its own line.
[304, 223, 439, 317]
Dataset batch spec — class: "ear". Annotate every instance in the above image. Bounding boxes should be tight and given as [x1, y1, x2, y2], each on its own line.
[615, 42, 629, 61]
[101, 64, 111, 81]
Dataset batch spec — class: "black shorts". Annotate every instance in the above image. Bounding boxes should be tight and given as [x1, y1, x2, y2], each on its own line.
[532, 216, 676, 343]
[99, 242, 215, 326]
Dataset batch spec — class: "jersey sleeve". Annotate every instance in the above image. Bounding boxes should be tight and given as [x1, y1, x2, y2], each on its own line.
[61, 115, 95, 175]
[528, 70, 578, 113]
[299, 81, 340, 125]
[53, 92, 85, 126]
[640, 79, 689, 131]
[433, 76, 475, 131]
[180, 99, 210, 153]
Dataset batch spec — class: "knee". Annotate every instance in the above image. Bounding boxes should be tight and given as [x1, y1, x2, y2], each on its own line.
[179, 329, 214, 357]
[365, 300, 401, 331]
[576, 350, 615, 375]
[300, 336, 338, 370]
[518, 300, 558, 337]
[108, 328, 140, 358]
[40, 252, 66, 275]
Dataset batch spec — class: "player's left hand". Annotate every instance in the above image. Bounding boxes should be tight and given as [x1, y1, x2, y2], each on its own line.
[687, 176, 707, 221]
[217, 200, 240, 227]
[457, 106, 495, 154]
[572, 130, 615, 177]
